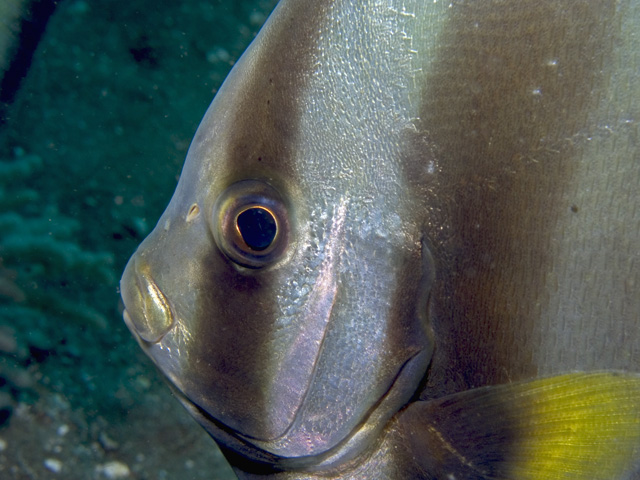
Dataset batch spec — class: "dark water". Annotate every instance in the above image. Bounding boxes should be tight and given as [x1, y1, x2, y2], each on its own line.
[0, 1, 276, 478]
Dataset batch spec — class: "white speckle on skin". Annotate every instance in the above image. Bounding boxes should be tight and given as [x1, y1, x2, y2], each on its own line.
[57, 424, 69, 436]
[427, 160, 435, 174]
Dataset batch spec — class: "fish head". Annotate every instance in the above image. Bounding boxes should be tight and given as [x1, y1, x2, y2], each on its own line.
[120, 0, 435, 469]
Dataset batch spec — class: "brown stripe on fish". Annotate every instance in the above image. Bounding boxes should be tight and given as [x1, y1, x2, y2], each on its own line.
[190, 0, 332, 192]
[179, 0, 337, 445]
[117, 0, 338, 454]
[401, 0, 618, 398]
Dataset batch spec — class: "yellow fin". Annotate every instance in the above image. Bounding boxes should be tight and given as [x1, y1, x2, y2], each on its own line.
[402, 372, 640, 479]
[501, 372, 640, 479]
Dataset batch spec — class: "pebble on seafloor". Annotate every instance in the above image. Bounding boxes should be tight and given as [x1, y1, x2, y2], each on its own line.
[43, 457, 62, 474]
[95, 460, 131, 479]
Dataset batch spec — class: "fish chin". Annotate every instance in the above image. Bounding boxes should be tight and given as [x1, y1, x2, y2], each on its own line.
[167, 346, 430, 472]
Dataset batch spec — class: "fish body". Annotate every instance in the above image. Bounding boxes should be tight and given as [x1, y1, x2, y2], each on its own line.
[120, 0, 640, 478]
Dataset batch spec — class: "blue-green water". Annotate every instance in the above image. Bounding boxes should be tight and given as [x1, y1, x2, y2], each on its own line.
[0, 1, 276, 478]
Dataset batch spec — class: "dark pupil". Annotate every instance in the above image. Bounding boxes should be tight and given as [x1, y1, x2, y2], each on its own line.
[236, 207, 277, 251]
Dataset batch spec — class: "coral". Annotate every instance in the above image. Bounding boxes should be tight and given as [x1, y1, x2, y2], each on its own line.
[0, 147, 115, 330]
[0, 146, 118, 418]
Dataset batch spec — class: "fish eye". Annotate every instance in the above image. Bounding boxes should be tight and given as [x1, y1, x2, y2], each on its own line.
[236, 206, 277, 251]
[212, 180, 290, 268]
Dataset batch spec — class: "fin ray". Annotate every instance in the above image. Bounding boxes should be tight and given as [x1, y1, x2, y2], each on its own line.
[401, 372, 640, 479]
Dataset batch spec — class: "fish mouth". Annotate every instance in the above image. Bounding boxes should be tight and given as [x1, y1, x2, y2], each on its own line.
[169, 347, 426, 471]
[120, 255, 176, 344]
[122, 308, 142, 342]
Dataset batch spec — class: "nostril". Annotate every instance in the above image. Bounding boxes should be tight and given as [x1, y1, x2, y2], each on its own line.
[121, 257, 175, 343]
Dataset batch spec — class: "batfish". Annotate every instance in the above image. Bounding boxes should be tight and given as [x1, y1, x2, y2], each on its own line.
[120, 0, 640, 478]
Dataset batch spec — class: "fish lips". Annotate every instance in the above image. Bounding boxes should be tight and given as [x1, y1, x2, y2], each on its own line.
[121, 255, 176, 344]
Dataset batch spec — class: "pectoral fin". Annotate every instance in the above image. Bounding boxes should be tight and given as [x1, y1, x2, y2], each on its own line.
[400, 372, 640, 479]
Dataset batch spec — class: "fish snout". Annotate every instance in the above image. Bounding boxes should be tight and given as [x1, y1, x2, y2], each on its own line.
[120, 254, 175, 344]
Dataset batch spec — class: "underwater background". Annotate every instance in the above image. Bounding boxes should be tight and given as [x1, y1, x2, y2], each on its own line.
[0, 0, 277, 478]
